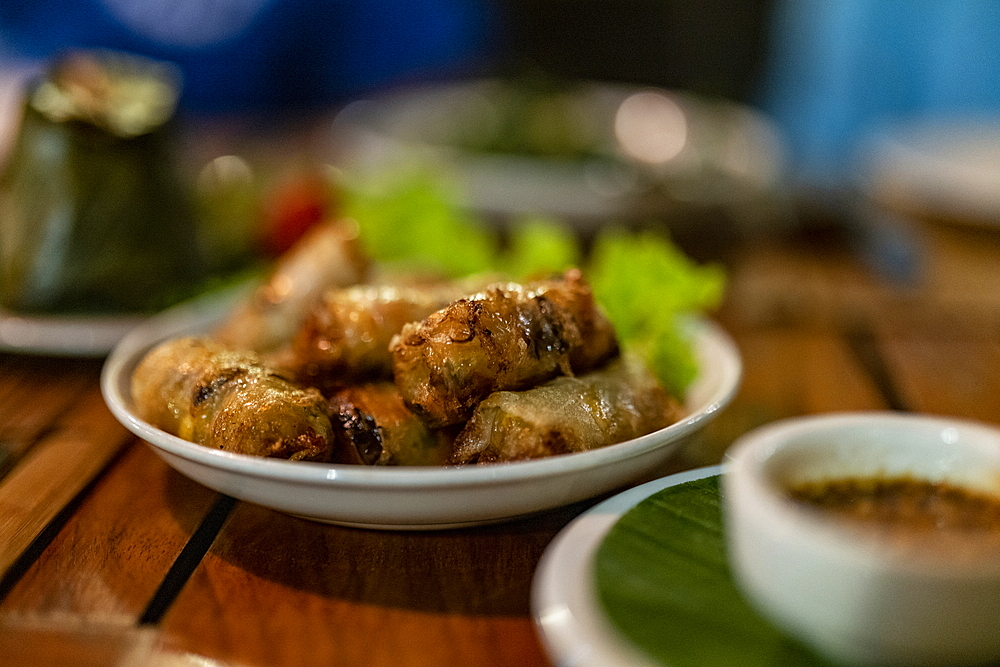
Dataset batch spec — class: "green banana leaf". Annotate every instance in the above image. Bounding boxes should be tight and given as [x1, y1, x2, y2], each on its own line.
[595, 476, 835, 666]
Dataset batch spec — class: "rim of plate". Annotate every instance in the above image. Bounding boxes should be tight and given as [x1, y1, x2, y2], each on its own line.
[531, 465, 723, 667]
[100, 293, 741, 489]
[0, 309, 146, 356]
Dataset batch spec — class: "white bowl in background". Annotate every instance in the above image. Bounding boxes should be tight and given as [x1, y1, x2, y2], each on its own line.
[723, 411, 1000, 666]
[328, 79, 786, 230]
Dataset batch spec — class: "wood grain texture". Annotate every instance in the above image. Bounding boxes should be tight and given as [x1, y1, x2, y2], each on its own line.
[0, 619, 158, 667]
[0, 442, 219, 622]
[158, 500, 588, 667]
[876, 329, 1000, 425]
[0, 355, 103, 478]
[734, 328, 886, 415]
[0, 384, 132, 580]
[679, 324, 889, 468]
[724, 232, 1000, 334]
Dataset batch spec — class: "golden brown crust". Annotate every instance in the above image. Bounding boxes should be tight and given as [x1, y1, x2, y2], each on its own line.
[213, 218, 370, 353]
[450, 354, 681, 464]
[328, 383, 454, 466]
[389, 270, 618, 427]
[288, 282, 474, 392]
[131, 336, 334, 461]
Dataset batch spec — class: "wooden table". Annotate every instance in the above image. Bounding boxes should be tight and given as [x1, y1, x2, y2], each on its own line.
[2, 218, 999, 667]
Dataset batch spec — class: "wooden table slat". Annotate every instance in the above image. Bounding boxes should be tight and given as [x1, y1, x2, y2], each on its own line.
[0, 362, 100, 478]
[680, 326, 889, 468]
[158, 501, 582, 667]
[0, 386, 132, 579]
[0, 442, 220, 622]
[878, 333, 1000, 425]
[0, 618, 158, 667]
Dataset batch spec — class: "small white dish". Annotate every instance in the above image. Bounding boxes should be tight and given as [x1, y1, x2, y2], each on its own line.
[100, 292, 741, 529]
[0, 309, 145, 357]
[724, 411, 1000, 666]
[532, 466, 720, 667]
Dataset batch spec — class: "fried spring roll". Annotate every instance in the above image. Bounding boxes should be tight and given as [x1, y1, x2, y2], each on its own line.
[213, 218, 370, 352]
[289, 282, 476, 391]
[329, 383, 454, 466]
[450, 355, 682, 464]
[131, 337, 334, 461]
[389, 269, 618, 427]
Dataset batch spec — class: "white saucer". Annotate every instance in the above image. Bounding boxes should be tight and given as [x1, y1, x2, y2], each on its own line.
[532, 466, 720, 666]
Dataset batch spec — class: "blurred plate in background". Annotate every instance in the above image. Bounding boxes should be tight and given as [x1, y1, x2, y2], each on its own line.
[0, 310, 144, 357]
[329, 79, 788, 235]
[863, 119, 1000, 227]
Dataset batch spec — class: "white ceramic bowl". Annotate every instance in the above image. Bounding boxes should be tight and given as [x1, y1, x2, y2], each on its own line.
[101, 290, 741, 530]
[723, 412, 1000, 666]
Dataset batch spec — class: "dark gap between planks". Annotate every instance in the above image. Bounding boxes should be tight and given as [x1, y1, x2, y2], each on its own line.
[138, 494, 237, 625]
[843, 322, 911, 412]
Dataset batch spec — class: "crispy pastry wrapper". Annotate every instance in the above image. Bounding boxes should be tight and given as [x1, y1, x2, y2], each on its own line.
[131, 336, 334, 461]
[328, 383, 454, 466]
[213, 218, 370, 353]
[389, 269, 618, 427]
[450, 354, 682, 464]
[288, 281, 478, 392]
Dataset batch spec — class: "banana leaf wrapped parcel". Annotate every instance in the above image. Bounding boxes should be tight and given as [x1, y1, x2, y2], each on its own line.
[0, 49, 203, 314]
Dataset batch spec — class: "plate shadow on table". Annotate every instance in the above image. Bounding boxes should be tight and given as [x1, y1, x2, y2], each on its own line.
[190, 453, 704, 616]
[158, 447, 231, 537]
[201, 494, 607, 616]
[148, 434, 706, 618]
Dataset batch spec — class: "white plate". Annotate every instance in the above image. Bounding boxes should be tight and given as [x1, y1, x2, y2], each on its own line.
[532, 466, 721, 666]
[864, 119, 1000, 225]
[0, 310, 146, 357]
[330, 79, 784, 228]
[100, 294, 740, 529]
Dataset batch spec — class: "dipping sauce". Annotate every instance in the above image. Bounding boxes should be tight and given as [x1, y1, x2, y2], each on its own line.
[788, 476, 1000, 560]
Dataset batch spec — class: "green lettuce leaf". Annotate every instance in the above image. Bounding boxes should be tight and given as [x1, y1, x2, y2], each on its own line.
[341, 172, 497, 278]
[588, 229, 726, 397]
[500, 215, 581, 278]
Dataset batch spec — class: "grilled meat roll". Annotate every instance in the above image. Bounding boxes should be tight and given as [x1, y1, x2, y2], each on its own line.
[213, 218, 370, 353]
[451, 354, 681, 464]
[389, 269, 618, 427]
[289, 281, 477, 391]
[131, 336, 334, 461]
[328, 382, 454, 466]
